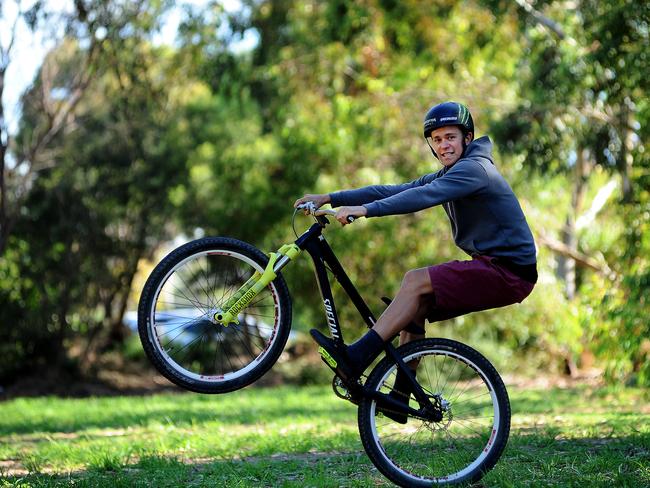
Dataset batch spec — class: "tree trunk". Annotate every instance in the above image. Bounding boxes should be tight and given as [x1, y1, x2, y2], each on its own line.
[618, 100, 635, 202]
[557, 147, 588, 299]
[0, 62, 9, 256]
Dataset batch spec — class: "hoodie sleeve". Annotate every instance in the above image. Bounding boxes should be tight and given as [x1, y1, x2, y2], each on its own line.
[329, 173, 437, 207]
[363, 160, 488, 217]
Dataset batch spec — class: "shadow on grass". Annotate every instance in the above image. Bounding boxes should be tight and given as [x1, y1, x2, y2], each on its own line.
[0, 385, 357, 437]
[3, 385, 648, 439]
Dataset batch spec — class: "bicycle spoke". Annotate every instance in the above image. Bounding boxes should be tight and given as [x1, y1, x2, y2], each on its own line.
[155, 319, 202, 338]
[173, 268, 212, 313]
[193, 259, 215, 310]
[232, 324, 260, 359]
[217, 260, 237, 306]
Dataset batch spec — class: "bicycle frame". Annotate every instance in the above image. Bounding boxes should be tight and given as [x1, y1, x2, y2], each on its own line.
[216, 214, 433, 416]
[214, 215, 373, 340]
[296, 219, 377, 346]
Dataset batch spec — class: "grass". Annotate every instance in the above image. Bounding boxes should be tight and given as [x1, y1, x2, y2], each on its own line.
[0, 383, 648, 487]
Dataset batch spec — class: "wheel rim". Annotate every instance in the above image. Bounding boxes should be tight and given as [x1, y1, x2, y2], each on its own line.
[369, 349, 502, 484]
[148, 249, 283, 383]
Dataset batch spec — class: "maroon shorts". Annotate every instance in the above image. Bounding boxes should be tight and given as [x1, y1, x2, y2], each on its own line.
[426, 255, 535, 323]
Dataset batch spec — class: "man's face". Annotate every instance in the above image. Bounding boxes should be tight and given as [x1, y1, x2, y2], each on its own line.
[426, 126, 472, 167]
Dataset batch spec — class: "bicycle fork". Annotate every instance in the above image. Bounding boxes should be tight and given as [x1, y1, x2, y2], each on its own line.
[213, 243, 301, 326]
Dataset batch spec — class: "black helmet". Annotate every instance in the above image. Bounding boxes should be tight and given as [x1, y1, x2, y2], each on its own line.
[423, 101, 474, 159]
[423, 101, 474, 138]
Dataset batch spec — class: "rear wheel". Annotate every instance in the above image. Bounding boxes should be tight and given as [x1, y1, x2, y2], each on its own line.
[138, 237, 292, 393]
[358, 338, 510, 486]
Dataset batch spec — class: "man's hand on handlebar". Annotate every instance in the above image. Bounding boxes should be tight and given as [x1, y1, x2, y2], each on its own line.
[294, 194, 366, 226]
[335, 206, 367, 226]
[294, 193, 331, 211]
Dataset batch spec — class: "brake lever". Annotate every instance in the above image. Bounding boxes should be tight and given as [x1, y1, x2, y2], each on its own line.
[299, 202, 355, 224]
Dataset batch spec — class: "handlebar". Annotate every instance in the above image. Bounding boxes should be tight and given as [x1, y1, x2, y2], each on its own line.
[296, 202, 356, 223]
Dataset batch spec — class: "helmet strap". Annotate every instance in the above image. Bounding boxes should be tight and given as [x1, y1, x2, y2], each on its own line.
[425, 137, 439, 160]
[460, 130, 473, 156]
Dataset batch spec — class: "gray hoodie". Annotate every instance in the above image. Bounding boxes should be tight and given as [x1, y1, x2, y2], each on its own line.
[329, 136, 537, 266]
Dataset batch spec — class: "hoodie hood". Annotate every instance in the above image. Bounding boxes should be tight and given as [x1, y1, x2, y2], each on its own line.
[462, 136, 494, 165]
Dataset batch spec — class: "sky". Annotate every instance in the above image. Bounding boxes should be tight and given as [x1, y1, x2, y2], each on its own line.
[1, 0, 257, 134]
[1, 0, 62, 133]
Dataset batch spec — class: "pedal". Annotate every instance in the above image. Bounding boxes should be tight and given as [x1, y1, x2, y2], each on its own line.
[332, 376, 351, 401]
[332, 375, 362, 404]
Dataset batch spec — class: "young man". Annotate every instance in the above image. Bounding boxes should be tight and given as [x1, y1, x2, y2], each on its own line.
[294, 101, 537, 400]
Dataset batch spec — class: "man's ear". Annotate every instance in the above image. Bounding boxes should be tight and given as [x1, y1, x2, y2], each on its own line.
[465, 132, 474, 145]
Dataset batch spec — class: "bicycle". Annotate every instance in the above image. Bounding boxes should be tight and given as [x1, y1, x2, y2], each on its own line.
[138, 203, 511, 487]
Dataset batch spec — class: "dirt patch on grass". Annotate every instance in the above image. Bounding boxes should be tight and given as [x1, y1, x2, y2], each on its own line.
[0, 365, 178, 400]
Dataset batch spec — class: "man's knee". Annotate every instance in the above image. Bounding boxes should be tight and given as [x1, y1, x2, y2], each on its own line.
[401, 268, 433, 295]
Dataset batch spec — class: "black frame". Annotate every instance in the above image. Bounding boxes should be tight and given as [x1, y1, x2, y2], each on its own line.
[294, 216, 435, 416]
[295, 217, 375, 348]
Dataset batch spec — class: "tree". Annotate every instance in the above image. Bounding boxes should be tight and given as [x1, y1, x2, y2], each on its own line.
[488, 0, 649, 379]
[0, 0, 190, 380]
[0, 0, 106, 256]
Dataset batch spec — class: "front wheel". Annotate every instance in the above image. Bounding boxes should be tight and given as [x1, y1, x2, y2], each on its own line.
[138, 237, 292, 393]
[358, 338, 510, 486]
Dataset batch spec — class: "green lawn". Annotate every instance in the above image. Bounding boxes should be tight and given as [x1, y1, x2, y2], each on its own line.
[1, 383, 648, 487]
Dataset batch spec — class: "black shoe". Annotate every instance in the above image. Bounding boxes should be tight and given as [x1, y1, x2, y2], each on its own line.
[310, 329, 359, 383]
[378, 390, 409, 424]
[337, 375, 409, 423]
[376, 370, 416, 424]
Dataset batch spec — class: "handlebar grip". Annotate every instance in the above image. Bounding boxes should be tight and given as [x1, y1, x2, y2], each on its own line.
[304, 205, 356, 223]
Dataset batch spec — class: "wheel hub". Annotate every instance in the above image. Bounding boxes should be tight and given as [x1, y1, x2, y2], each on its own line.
[212, 308, 231, 326]
[418, 394, 451, 423]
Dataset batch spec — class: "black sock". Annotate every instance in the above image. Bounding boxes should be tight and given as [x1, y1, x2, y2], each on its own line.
[346, 329, 384, 374]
